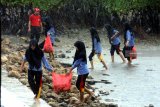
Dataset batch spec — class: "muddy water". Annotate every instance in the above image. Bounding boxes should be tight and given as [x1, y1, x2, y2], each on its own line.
[56, 44, 160, 107]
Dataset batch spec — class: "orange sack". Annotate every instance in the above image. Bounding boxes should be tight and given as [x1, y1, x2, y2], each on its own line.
[52, 72, 72, 93]
[43, 34, 54, 53]
[130, 46, 137, 59]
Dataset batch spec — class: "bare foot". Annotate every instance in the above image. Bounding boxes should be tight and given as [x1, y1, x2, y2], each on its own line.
[122, 60, 126, 63]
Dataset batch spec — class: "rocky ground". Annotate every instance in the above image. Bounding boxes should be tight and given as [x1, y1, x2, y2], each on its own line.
[1, 35, 118, 107]
[1, 29, 159, 107]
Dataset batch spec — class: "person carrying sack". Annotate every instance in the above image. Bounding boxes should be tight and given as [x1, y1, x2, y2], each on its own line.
[68, 41, 95, 103]
[20, 39, 54, 101]
[39, 15, 56, 60]
[123, 23, 136, 65]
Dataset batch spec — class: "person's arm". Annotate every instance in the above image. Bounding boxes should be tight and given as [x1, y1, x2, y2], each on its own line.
[28, 15, 31, 32]
[111, 30, 119, 40]
[20, 56, 27, 73]
[69, 59, 81, 73]
[42, 56, 54, 72]
[28, 20, 31, 32]
[126, 30, 131, 47]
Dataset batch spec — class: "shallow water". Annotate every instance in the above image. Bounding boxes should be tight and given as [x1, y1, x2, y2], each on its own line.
[1, 69, 51, 107]
[57, 46, 160, 107]
[2, 35, 160, 107]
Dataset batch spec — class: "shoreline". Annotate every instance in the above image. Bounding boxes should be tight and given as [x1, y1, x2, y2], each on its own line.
[1, 35, 117, 107]
[1, 31, 160, 107]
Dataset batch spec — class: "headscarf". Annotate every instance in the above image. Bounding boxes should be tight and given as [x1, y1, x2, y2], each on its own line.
[25, 39, 44, 69]
[105, 24, 114, 44]
[73, 41, 87, 64]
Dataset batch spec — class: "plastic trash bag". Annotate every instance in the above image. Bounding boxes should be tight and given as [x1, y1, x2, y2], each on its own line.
[52, 72, 72, 93]
[43, 35, 54, 53]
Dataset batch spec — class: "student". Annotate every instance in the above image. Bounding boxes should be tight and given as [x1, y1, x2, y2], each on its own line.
[123, 23, 135, 64]
[105, 24, 126, 63]
[39, 15, 55, 60]
[20, 39, 54, 100]
[89, 27, 108, 70]
[28, 8, 43, 43]
[68, 41, 95, 103]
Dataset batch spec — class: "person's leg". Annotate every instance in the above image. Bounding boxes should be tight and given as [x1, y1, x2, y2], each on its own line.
[34, 27, 41, 43]
[28, 70, 37, 95]
[35, 71, 42, 99]
[76, 75, 84, 102]
[97, 54, 108, 70]
[89, 51, 95, 69]
[115, 44, 126, 63]
[110, 45, 115, 63]
[125, 47, 132, 64]
[30, 27, 35, 40]
[119, 52, 126, 63]
[128, 46, 133, 64]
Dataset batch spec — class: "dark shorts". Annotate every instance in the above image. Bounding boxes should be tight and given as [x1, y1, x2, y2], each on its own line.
[76, 73, 89, 92]
[110, 43, 121, 56]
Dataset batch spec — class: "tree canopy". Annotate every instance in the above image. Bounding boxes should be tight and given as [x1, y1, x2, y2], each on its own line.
[1, 0, 159, 12]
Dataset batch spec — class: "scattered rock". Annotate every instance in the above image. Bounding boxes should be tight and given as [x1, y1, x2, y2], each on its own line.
[8, 70, 21, 78]
[58, 54, 66, 58]
[70, 85, 78, 93]
[99, 90, 110, 95]
[146, 69, 155, 71]
[19, 78, 27, 85]
[1, 46, 10, 54]
[149, 104, 154, 107]
[46, 92, 60, 101]
[2, 38, 11, 45]
[55, 38, 60, 42]
[58, 102, 68, 107]
[1, 55, 8, 63]
[48, 101, 59, 107]
[69, 97, 79, 104]
[66, 50, 71, 53]
[87, 75, 93, 79]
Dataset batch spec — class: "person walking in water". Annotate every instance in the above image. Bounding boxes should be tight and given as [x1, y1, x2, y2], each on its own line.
[28, 8, 43, 43]
[123, 23, 135, 64]
[20, 39, 54, 100]
[89, 27, 108, 70]
[105, 24, 126, 63]
[68, 41, 95, 103]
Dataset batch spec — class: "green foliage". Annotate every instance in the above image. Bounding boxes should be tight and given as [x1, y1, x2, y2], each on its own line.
[1, 0, 159, 11]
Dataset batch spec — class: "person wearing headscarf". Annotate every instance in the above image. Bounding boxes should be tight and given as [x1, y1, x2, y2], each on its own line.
[123, 23, 135, 64]
[39, 13, 56, 60]
[88, 27, 108, 70]
[105, 24, 126, 63]
[20, 39, 54, 100]
[69, 41, 95, 103]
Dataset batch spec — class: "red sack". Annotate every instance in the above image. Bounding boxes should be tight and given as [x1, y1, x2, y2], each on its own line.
[130, 46, 137, 59]
[43, 35, 54, 53]
[52, 72, 72, 93]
